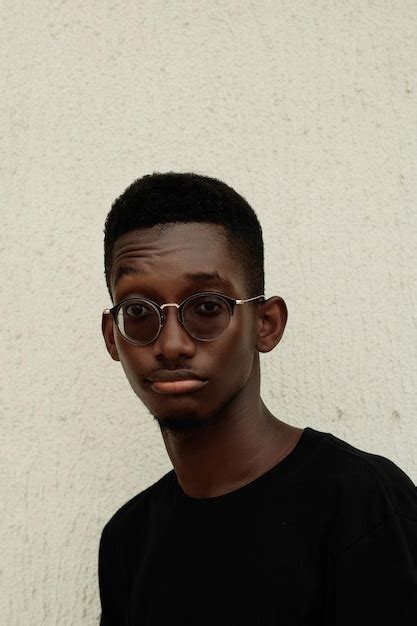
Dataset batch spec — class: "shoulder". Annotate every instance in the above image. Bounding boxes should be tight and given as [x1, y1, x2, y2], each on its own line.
[304, 427, 417, 520]
[304, 428, 417, 552]
[100, 469, 175, 544]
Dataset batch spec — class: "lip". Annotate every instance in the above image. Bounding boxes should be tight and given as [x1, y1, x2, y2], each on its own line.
[146, 370, 208, 395]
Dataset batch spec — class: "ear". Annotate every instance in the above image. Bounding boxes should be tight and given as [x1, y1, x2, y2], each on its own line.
[255, 296, 288, 353]
[101, 312, 120, 362]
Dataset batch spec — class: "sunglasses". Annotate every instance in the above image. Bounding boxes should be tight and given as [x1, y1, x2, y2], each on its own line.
[104, 291, 265, 346]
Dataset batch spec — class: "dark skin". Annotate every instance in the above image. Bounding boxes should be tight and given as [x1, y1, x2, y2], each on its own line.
[102, 222, 303, 498]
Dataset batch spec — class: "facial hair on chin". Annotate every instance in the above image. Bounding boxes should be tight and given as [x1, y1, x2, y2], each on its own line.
[150, 385, 244, 435]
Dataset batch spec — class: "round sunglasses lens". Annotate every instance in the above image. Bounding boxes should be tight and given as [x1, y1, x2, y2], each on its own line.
[117, 300, 160, 344]
[183, 294, 230, 340]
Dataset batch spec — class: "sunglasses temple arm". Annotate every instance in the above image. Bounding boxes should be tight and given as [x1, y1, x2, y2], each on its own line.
[235, 295, 265, 305]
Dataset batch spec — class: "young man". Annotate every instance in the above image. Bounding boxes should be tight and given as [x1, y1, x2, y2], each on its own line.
[99, 172, 417, 625]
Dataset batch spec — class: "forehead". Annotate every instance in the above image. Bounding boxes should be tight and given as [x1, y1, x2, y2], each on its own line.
[111, 223, 245, 297]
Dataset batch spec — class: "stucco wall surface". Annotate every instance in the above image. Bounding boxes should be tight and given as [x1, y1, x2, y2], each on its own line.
[2, 1, 416, 624]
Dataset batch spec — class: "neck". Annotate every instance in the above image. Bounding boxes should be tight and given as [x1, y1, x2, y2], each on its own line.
[160, 363, 303, 498]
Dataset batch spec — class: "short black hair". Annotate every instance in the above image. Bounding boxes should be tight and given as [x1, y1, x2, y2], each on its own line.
[104, 172, 264, 301]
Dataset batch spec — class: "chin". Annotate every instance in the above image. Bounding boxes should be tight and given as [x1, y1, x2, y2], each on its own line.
[141, 388, 208, 419]
[154, 414, 203, 434]
[143, 383, 244, 435]
[153, 406, 225, 435]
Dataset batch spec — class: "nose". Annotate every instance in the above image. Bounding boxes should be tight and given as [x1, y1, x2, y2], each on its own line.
[152, 307, 196, 361]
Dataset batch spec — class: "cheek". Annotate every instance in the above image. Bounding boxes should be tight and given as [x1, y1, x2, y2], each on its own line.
[114, 337, 149, 390]
[211, 321, 256, 387]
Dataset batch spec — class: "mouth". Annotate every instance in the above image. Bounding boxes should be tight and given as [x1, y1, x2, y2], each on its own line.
[145, 370, 209, 395]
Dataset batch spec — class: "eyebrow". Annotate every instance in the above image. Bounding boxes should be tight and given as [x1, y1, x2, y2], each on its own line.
[113, 267, 231, 289]
[113, 265, 146, 286]
[184, 271, 231, 289]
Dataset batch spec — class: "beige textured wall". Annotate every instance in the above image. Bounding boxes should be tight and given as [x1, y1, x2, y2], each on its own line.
[2, 1, 416, 624]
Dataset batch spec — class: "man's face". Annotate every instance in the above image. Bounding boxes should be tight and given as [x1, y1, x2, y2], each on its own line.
[102, 223, 261, 432]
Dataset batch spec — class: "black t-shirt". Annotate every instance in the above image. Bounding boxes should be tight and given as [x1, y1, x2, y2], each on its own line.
[98, 427, 417, 625]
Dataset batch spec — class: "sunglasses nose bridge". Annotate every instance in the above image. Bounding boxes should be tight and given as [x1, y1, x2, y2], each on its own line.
[159, 302, 183, 328]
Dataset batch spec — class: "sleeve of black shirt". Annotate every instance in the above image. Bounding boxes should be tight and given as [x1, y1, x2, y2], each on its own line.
[325, 511, 417, 624]
[98, 521, 130, 626]
[322, 476, 417, 625]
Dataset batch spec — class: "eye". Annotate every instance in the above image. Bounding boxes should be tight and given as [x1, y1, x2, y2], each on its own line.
[191, 297, 227, 316]
[197, 301, 221, 313]
[124, 301, 154, 318]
